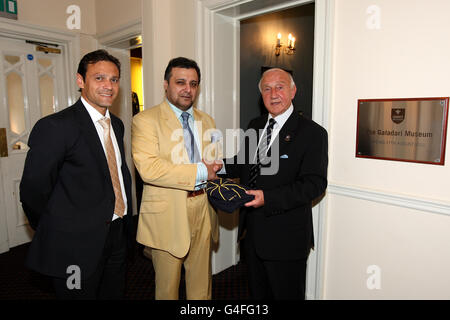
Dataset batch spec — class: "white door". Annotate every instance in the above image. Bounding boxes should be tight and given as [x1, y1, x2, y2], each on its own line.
[0, 37, 68, 252]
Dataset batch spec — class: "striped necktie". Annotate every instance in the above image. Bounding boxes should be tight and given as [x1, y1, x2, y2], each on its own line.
[181, 112, 200, 163]
[248, 118, 276, 188]
[98, 117, 125, 217]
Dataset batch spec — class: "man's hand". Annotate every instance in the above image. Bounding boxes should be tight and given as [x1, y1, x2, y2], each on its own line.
[244, 190, 264, 208]
[203, 159, 223, 180]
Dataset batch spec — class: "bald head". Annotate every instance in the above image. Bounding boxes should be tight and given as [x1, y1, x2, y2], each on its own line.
[258, 68, 297, 117]
[258, 68, 295, 92]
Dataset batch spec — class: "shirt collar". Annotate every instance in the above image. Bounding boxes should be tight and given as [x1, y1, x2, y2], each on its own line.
[81, 96, 111, 123]
[267, 104, 293, 129]
[166, 99, 194, 121]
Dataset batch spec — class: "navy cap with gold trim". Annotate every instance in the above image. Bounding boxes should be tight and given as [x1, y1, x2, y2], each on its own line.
[206, 178, 255, 213]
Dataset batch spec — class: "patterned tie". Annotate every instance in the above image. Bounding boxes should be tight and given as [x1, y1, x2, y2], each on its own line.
[248, 118, 276, 188]
[181, 112, 200, 163]
[98, 117, 125, 217]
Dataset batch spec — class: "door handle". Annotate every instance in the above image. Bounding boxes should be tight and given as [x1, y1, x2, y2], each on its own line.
[0, 128, 8, 157]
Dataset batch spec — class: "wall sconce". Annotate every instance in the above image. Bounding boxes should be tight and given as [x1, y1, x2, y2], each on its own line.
[275, 33, 296, 56]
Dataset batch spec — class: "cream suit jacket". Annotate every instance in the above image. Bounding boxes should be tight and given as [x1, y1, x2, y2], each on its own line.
[132, 101, 219, 258]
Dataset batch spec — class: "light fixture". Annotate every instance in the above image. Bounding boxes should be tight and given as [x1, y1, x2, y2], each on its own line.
[275, 33, 296, 56]
[129, 35, 142, 47]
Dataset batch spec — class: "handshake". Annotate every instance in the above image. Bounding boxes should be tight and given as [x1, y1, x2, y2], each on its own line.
[202, 159, 223, 181]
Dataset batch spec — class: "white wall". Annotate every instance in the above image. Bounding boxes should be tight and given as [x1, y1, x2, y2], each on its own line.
[142, 0, 197, 108]
[17, 0, 97, 62]
[95, 0, 142, 36]
[324, 0, 450, 299]
[325, 194, 450, 299]
[17, 0, 143, 58]
[18, 0, 96, 35]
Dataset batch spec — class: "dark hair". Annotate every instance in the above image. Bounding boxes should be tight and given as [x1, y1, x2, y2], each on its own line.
[164, 57, 201, 83]
[77, 49, 121, 81]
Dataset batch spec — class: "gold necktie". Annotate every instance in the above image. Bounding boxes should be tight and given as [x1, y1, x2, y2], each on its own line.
[98, 117, 125, 217]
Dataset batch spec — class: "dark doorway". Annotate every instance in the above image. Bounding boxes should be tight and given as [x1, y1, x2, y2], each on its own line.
[240, 3, 315, 128]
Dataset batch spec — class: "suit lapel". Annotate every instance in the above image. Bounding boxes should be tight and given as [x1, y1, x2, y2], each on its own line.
[160, 100, 183, 133]
[160, 101, 191, 163]
[275, 111, 299, 156]
[73, 100, 111, 183]
[110, 115, 124, 161]
[251, 116, 268, 133]
[193, 108, 208, 155]
[111, 115, 132, 208]
[250, 113, 299, 158]
[249, 116, 269, 160]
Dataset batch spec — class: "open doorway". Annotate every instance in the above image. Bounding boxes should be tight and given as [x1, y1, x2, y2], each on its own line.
[131, 47, 144, 115]
[240, 3, 315, 128]
[130, 46, 144, 211]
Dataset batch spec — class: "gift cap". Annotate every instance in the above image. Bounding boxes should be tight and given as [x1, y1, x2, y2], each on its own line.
[206, 178, 255, 213]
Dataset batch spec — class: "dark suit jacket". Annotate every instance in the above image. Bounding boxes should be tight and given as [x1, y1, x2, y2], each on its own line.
[224, 111, 328, 261]
[20, 99, 133, 280]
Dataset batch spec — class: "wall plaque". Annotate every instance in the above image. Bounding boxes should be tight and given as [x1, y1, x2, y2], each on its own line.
[356, 97, 449, 165]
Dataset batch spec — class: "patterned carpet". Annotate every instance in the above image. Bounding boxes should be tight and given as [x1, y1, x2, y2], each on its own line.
[0, 242, 249, 300]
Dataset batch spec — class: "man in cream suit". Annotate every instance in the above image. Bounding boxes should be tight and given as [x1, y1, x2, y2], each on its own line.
[132, 57, 221, 300]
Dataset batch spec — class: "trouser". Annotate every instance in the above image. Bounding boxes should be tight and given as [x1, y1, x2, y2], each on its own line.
[244, 235, 307, 300]
[151, 194, 212, 300]
[53, 218, 127, 299]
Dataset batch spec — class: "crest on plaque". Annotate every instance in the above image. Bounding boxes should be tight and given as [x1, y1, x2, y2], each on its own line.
[391, 108, 405, 124]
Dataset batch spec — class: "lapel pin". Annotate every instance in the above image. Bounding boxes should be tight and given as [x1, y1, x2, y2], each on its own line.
[284, 134, 291, 142]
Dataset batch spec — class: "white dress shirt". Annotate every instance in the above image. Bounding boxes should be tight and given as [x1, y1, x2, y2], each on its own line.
[253, 104, 294, 161]
[167, 99, 208, 188]
[81, 97, 127, 220]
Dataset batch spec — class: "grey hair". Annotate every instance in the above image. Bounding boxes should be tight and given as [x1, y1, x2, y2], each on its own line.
[258, 68, 296, 92]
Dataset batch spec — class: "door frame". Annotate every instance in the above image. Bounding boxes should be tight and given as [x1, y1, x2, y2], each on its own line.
[97, 19, 143, 216]
[0, 18, 79, 254]
[195, 0, 334, 299]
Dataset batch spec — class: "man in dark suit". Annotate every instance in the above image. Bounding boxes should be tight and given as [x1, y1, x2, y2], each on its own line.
[20, 50, 133, 299]
[224, 68, 328, 299]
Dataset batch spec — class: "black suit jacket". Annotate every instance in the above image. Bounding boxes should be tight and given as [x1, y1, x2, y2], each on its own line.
[20, 99, 133, 279]
[224, 111, 328, 261]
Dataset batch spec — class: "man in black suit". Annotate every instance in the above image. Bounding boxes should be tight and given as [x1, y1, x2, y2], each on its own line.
[224, 68, 328, 299]
[20, 50, 133, 299]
